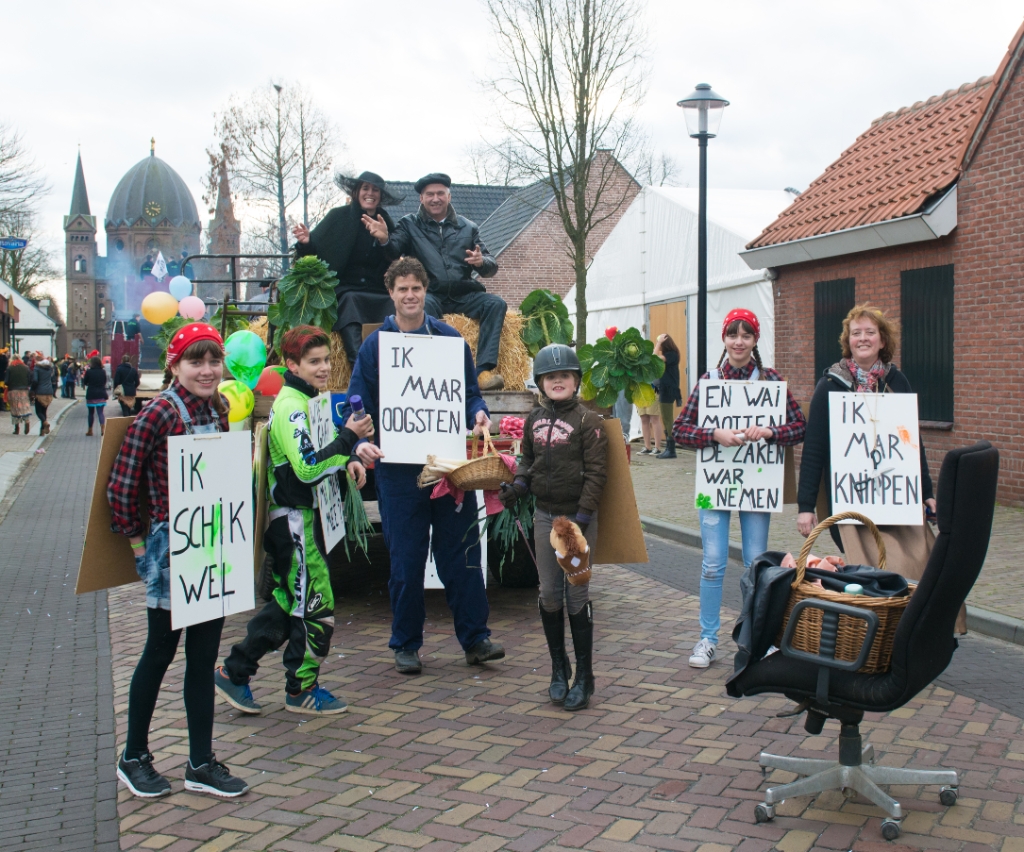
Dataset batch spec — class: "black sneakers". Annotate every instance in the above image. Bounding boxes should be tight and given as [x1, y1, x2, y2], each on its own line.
[117, 752, 171, 798]
[184, 755, 249, 798]
[394, 648, 422, 673]
[465, 638, 506, 665]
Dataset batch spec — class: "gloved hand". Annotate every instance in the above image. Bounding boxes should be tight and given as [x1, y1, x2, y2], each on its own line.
[499, 479, 528, 509]
[574, 511, 592, 536]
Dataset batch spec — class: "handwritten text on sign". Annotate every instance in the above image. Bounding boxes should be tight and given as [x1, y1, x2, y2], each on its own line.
[378, 331, 466, 465]
[309, 393, 346, 554]
[168, 431, 255, 629]
[695, 380, 787, 512]
[828, 393, 922, 525]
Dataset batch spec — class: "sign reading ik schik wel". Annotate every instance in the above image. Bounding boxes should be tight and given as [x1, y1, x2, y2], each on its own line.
[694, 380, 787, 512]
[168, 431, 255, 629]
[378, 331, 466, 464]
[829, 393, 922, 525]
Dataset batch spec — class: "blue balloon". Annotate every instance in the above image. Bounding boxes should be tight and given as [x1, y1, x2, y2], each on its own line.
[168, 275, 193, 300]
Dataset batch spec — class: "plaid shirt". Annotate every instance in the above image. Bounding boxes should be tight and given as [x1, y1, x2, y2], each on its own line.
[107, 381, 229, 537]
[673, 362, 806, 449]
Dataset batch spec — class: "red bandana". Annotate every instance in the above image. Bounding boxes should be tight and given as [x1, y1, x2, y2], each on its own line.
[722, 308, 760, 340]
[165, 323, 225, 366]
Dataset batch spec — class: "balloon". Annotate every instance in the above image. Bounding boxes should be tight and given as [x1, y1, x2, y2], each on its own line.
[178, 295, 206, 320]
[218, 380, 255, 422]
[141, 291, 179, 325]
[604, 326, 618, 341]
[224, 330, 267, 389]
[168, 275, 193, 300]
[254, 366, 285, 396]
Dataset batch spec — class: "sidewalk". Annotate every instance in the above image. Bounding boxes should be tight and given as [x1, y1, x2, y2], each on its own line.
[0, 396, 78, 496]
[629, 447, 1024, 633]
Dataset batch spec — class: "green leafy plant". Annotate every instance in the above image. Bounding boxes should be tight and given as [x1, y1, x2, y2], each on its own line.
[486, 493, 536, 576]
[211, 305, 252, 338]
[519, 289, 573, 357]
[343, 474, 375, 562]
[577, 327, 665, 408]
[268, 256, 339, 348]
[154, 316, 189, 369]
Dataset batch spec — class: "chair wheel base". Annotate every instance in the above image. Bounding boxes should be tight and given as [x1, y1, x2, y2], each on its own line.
[939, 785, 958, 806]
[881, 818, 901, 840]
[754, 803, 775, 823]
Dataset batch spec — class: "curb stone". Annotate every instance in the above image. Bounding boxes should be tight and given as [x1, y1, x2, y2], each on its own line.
[639, 514, 1024, 647]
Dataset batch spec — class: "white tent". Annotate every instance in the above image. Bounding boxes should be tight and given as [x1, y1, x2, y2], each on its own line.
[0, 278, 58, 357]
[567, 186, 794, 383]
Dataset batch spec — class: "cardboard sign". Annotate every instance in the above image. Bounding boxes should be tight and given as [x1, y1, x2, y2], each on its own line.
[694, 380, 787, 512]
[595, 419, 648, 564]
[76, 417, 144, 595]
[168, 431, 256, 629]
[252, 421, 270, 584]
[828, 392, 923, 526]
[309, 393, 346, 554]
[378, 330, 466, 464]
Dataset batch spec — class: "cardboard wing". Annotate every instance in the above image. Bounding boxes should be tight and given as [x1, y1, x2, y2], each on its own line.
[594, 419, 648, 564]
[252, 420, 270, 570]
[76, 416, 144, 594]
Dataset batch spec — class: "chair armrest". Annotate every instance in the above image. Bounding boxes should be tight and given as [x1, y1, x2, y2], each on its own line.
[780, 599, 880, 672]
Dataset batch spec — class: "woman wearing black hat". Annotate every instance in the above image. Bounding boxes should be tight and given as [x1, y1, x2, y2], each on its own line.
[293, 171, 401, 367]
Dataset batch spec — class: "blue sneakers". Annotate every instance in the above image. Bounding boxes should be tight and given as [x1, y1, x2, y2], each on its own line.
[214, 667, 262, 715]
[285, 683, 348, 715]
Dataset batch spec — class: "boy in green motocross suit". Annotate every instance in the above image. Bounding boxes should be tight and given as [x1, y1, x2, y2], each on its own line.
[216, 326, 373, 715]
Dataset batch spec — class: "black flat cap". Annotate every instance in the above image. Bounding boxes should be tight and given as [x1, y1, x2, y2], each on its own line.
[414, 173, 452, 194]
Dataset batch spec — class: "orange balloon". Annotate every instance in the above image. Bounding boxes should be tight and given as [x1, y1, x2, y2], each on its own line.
[141, 291, 179, 325]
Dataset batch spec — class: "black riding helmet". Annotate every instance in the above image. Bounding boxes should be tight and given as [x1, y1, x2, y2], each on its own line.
[533, 344, 581, 396]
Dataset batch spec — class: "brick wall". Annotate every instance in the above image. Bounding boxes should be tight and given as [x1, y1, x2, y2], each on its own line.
[775, 55, 1024, 504]
[486, 154, 639, 313]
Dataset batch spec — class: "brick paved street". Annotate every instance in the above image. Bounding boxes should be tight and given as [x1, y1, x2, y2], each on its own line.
[108, 558, 1024, 851]
[629, 448, 1024, 623]
[0, 401, 119, 851]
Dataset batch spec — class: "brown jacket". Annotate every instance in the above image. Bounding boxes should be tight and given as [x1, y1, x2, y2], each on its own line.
[515, 397, 607, 516]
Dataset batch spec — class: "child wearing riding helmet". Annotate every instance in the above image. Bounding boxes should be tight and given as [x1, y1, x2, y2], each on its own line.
[673, 309, 806, 669]
[501, 344, 607, 710]
[107, 323, 248, 800]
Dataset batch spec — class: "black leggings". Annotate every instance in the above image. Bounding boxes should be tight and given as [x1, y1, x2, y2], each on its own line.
[87, 405, 106, 427]
[125, 608, 224, 766]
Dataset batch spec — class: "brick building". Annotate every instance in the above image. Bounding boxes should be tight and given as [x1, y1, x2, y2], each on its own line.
[740, 22, 1024, 504]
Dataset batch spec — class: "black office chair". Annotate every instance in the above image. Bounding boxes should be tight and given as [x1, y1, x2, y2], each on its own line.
[728, 442, 999, 841]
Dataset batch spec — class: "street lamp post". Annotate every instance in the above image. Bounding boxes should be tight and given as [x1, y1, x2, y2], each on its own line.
[677, 84, 729, 379]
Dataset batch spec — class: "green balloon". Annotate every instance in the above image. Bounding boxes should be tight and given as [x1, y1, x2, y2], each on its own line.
[224, 330, 267, 389]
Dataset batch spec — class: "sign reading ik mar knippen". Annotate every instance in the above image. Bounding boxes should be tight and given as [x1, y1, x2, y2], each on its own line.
[168, 430, 255, 629]
[695, 379, 787, 512]
[378, 331, 467, 465]
[828, 392, 923, 526]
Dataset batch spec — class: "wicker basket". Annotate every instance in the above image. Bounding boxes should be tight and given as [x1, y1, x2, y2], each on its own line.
[778, 511, 911, 674]
[447, 433, 508, 492]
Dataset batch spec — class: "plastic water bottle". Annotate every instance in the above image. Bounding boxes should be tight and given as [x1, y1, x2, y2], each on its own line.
[844, 583, 864, 596]
[349, 394, 366, 421]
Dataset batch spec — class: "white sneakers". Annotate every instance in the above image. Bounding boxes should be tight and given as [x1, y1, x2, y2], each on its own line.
[688, 638, 717, 668]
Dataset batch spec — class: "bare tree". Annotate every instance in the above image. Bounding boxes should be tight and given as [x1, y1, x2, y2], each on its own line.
[0, 212, 59, 297]
[484, 0, 649, 344]
[207, 82, 340, 273]
[0, 123, 48, 220]
[632, 147, 683, 187]
[463, 139, 531, 186]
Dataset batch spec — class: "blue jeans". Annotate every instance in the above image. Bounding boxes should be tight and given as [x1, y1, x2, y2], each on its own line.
[698, 509, 771, 644]
[134, 521, 171, 610]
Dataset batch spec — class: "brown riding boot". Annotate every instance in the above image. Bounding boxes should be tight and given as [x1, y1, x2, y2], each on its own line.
[86, 427, 93, 436]
[100, 422, 105, 436]
[42, 421, 51, 435]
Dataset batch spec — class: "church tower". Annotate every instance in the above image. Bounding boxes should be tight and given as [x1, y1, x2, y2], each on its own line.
[203, 162, 242, 301]
[64, 151, 107, 356]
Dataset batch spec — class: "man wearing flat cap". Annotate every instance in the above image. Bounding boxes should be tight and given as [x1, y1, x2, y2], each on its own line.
[363, 173, 507, 391]
[293, 171, 400, 367]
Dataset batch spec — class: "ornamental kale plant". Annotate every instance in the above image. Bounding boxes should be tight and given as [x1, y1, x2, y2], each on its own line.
[519, 289, 574, 357]
[268, 256, 339, 349]
[577, 327, 665, 408]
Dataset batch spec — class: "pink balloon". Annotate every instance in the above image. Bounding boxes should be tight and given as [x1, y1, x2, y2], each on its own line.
[178, 295, 207, 320]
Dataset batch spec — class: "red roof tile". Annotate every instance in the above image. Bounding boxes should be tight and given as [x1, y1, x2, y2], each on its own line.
[748, 77, 993, 248]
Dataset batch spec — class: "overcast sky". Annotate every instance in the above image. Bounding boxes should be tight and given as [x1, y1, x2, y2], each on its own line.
[7, 0, 1023, 311]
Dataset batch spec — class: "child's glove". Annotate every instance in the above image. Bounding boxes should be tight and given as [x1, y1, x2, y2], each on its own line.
[574, 511, 592, 535]
[499, 479, 528, 509]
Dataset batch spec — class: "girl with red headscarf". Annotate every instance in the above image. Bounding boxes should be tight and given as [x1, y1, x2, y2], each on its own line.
[672, 309, 807, 669]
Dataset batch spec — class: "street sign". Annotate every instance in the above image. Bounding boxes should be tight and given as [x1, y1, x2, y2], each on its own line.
[0, 237, 28, 250]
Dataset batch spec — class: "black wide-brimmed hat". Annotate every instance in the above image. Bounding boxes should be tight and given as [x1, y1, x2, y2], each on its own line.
[413, 172, 452, 194]
[335, 171, 403, 206]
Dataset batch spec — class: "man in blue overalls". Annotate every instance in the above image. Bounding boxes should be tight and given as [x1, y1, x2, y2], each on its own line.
[343, 256, 505, 674]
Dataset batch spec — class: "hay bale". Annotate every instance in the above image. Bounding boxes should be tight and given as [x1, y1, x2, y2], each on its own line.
[328, 332, 352, 391]
[442, 312, 531, 391]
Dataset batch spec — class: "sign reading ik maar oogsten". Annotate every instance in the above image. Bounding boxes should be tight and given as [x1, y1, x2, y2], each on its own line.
[828, 393, 923, 525]
[695, 380, 787, 512]
[168, 431, 255, 629]
[378, 331, 466, 465]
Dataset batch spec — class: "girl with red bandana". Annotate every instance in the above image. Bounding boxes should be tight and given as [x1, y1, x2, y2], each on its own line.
[672, 309, 807, 668]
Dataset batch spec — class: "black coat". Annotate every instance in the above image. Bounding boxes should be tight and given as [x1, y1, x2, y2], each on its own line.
[797, 362, 934, 515]
[658, 348, 682, 405]
[383, 205, 497, 300]
[295, 203, 396, 290]
[113, 362, 140, 396]
[83, 366, 108, 401]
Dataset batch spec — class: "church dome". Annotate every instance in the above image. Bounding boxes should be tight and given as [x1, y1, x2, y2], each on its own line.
[106, 148, 201, 229]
